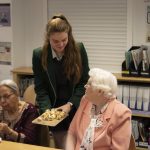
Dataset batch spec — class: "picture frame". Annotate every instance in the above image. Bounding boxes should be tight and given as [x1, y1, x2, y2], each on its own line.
[0, 3, 11, 27]
[147, 12, 150, 24]
[0, 42, 11, 65]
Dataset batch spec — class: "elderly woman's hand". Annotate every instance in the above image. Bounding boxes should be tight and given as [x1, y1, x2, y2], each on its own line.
[0, 122, 12, 135]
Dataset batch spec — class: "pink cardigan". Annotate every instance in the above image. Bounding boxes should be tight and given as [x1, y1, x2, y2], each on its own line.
[68, 97, 132, 150]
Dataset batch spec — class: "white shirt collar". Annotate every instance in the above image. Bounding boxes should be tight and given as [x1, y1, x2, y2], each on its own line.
[51, 46, 64, 61]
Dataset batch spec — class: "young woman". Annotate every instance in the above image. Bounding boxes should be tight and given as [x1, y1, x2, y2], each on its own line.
[32, 14, 89, 148]
[66, 68, 132, 150]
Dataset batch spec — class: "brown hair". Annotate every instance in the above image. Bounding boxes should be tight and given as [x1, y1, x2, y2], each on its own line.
[42, 14, 82, 84]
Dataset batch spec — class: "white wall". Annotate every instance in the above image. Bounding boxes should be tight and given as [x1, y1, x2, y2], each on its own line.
[132, 0, 150, 46]
[23, 0, 47, 66]
[22, 0, 150, 66]
[0, 0, 12, 80]
[0, 0, 149, 80]
[12, 0, 25, 67]
[0, 0, 47, 80]
[12, 0, 47, 67]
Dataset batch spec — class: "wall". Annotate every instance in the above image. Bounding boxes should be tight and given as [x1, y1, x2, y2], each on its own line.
[23, 0, 47, 65]
[0, 0, 12, 80]
[12, 0, 47, 67]
[12, 0, 25, 67]
[132, 0, 150, 46]
[0, 0, 47, 80]
[0, 0, 149, 80]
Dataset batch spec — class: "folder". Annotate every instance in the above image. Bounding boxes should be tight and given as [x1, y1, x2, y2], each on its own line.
[125, 51, 132, 70]
[117, 84, 123, 103]
[129, 85, 137, 109]
[122, 85, 130, 107]
[142, 87, 150, 111]
[136, 87, 143, 110]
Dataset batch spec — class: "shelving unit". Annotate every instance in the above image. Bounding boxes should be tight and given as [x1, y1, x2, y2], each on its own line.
[11, 68, 150, 150]
[113, 73, 150, 83]
[11, 67, 34, 97]
[114, 73, 150, 150]
[11, 66, 33, 86]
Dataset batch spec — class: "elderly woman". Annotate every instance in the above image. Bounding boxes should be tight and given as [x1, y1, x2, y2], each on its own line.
[0, 79, 39, 144]
[66, 68, 132, 150]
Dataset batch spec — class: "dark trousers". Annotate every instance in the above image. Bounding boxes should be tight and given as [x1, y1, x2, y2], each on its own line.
[52, 130, 67, 149]
[50, 107, 76, 149]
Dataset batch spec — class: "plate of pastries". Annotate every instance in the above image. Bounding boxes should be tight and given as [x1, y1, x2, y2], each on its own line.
[32, 108, 68, 126]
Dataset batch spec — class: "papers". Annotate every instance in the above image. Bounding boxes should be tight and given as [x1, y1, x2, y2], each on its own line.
[131, 48, 143, 71]
[124, 45, 150, 74]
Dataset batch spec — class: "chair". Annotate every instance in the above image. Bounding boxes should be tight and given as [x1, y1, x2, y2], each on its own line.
[23, 84, 36, 105]
[128, 134, 136, 150]
[23, 84, 51, 147]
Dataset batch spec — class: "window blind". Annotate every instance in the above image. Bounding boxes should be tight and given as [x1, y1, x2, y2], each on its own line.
[47, 0, 127, 72]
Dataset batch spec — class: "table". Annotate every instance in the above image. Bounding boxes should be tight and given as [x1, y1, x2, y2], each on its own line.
[0, 140, 61, 150]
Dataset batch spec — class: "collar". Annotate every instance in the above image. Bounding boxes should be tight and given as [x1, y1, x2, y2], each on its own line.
[83, 98, 116, 120]
[51, 46, 64, 61]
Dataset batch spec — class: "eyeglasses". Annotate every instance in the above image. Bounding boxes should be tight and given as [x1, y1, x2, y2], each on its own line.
[0, 93, 14, 101]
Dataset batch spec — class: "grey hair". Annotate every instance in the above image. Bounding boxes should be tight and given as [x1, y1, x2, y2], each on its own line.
[0, 79, 19, 95]
[89, 68, 117, 99]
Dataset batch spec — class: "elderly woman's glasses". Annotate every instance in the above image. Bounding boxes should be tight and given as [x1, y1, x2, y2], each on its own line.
[0, 93, 14, 101]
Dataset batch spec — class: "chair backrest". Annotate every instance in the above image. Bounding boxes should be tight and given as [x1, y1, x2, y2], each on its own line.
[128, 134, 136, 150]
[23, 84, 36, 105]
[23, 84, 50, 147]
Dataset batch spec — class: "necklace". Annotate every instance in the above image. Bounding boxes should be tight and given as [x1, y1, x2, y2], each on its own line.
[3, 101, 27, 128]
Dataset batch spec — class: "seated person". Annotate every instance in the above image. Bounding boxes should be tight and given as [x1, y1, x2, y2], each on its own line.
[65, 68, 132, 150]
[0, 79, 39, 145]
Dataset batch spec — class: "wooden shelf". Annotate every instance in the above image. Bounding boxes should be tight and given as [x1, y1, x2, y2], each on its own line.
[113, 73, 150, 83]
[132, 110, 150, 118]
[11, 66, 33, 75]
[136, 147, 148, 150]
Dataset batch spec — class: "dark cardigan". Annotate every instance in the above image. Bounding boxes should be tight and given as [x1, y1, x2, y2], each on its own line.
[0, 103, 39, 145]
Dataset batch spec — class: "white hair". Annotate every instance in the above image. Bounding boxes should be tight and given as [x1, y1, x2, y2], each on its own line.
[89, 68, 117, 99]
[0, 79, 19, 94]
